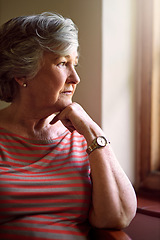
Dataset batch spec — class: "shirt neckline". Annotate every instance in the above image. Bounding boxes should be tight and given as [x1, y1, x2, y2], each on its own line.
[0, 127, 70, 144]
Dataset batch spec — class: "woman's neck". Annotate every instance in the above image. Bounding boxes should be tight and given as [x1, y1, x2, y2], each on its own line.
[0, 103, 65, 140]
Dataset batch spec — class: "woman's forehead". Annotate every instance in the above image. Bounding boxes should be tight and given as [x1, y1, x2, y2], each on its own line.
[43, 49, 79, 61]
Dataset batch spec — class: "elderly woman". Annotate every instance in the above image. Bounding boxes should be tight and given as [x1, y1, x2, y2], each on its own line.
[0, 12, 137, 240]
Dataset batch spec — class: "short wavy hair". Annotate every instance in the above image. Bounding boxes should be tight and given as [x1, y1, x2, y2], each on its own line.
[0, 12, 79, 102]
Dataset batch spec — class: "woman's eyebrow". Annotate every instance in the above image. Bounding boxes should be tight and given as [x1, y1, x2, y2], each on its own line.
[54, 54, 79, 64]
[65, 55, 79, 60]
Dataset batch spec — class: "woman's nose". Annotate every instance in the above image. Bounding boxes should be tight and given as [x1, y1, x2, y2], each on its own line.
[66, 67, 80, 84]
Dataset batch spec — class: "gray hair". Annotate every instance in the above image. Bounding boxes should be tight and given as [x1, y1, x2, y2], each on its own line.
[0, 12, 79, 102]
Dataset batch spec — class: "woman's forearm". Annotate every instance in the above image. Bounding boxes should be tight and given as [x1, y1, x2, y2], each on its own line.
[88, 145, 137, 229]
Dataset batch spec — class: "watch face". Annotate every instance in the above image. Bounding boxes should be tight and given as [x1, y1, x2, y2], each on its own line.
[97, 136, 107, 146]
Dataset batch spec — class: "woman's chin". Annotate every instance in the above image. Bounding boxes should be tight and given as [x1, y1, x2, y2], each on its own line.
[53, 99, 73, 112]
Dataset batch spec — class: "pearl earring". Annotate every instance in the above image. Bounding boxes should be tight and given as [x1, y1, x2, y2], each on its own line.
[23, 83, 27, 87]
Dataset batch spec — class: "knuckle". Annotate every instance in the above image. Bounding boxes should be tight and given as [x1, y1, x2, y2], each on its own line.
[67, 102, 78, 110]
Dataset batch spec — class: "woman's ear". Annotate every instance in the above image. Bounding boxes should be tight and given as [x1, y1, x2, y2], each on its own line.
[14, 77, 27, 87]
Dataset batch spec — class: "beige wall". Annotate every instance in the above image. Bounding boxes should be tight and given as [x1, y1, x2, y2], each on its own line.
[0, 0, 136, 183]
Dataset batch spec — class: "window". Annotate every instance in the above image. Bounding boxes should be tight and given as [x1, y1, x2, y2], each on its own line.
[135, 0, 160, 191]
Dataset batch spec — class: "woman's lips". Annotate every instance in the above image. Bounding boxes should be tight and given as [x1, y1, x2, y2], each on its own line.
[61, 88, 73, 94]
[61, 91, 73, 95]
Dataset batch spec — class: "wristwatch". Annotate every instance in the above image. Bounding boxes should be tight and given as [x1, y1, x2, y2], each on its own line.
[86, 136, 110, 155]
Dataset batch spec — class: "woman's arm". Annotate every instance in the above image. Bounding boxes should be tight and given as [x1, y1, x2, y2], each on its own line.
[50, 102, 137, 229]
[88, 145, 137, 229]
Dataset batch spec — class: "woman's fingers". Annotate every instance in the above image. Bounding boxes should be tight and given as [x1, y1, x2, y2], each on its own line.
[50, 106, 76, 132]
[49, 113, 60, 125]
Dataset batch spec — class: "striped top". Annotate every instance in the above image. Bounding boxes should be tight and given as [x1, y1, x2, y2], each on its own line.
[0, 128, 92, 240]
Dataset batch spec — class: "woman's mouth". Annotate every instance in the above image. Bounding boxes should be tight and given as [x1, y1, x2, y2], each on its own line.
[61, 90, 73, 95]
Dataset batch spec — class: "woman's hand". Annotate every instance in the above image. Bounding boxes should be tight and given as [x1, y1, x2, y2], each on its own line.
[50, 102, 103, 145]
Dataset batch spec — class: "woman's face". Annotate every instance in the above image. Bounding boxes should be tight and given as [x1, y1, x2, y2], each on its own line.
[26, 48, 80, 113]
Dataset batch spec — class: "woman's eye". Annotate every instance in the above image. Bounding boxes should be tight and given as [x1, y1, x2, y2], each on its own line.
[57, 61, 78, 69]
[57, 62, 66, 67]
